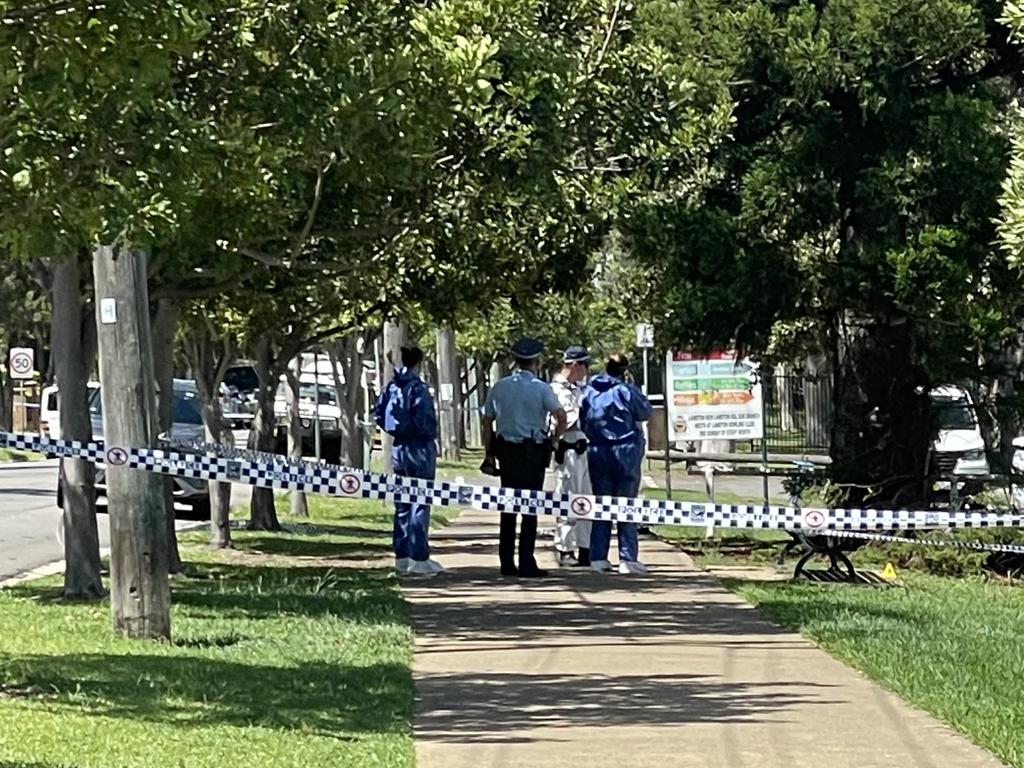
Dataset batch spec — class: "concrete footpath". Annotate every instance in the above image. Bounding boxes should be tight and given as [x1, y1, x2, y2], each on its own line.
[404, 510, 1004, 768]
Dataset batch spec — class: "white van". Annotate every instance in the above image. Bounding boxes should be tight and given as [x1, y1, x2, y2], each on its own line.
[39, 382, 100, 439]
[928, 385, 989, 498]
[273, 373, 343, 462]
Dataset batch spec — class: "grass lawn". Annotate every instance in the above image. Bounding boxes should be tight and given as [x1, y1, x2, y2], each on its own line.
[644, 486, 793, 566]
[369, 447, 487, 479]
[0, 494, 452, 768]
[733, 574, 1024, 768]
[654, 526, 791, 567]
[0, 447, 45, 462]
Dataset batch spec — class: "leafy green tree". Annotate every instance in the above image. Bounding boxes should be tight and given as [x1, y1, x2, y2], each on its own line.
[0, 258, 49, 429]
[627, 0, 1024, 505]
[999, 3, 1024, 268]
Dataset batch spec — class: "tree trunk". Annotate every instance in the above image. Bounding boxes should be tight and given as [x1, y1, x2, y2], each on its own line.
[185, 322, 234, 549]
[775, 363, 795, 432]
[436, 325, 460, 461]
[203, 401, 233, 548]
[829, 311, 931, 507]
[328, 333, 367, 468]
[0, 368, 12, 432]
[488, 360, 504, 390]
[92, 246, 170, 639]
[248, 336, 281, 530]
[987, 335, 1024, 471]
[381, 320, 407, 473]
[804, 354, 832, 450]
[287, 356, 308, 517]
[151, 298, 182, 574]
[466, 356, 482, 448]
[458, 353, 468, 449]
[51, 256, 103, 600]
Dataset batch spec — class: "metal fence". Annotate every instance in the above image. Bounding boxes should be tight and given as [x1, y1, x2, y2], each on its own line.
[745, 371, 833, 456]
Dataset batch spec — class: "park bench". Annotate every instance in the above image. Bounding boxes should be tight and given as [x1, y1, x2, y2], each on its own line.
[666, 450, 871, 579]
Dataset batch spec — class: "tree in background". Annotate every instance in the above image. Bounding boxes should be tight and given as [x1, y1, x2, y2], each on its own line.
[627, 0, 1024, 505]
[0, 259, 49, 430]
[999, 2, 1024, 267]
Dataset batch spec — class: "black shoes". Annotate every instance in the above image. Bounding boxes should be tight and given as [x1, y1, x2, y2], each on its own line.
[518, 568, 549, 578]
[577, 548, 591, 567]
[500, 563, 549, 578]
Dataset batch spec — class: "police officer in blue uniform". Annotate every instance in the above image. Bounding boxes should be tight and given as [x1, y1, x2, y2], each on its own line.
[374, 346, 444, 577]
[481, 337, 567, 577]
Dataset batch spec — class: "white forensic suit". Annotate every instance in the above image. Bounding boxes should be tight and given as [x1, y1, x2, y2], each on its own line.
[551, 372, 592, 553]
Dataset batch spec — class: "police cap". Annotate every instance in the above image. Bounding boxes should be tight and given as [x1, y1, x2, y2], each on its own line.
[563, 345, 591, 363]
[511, 336, 544, 360]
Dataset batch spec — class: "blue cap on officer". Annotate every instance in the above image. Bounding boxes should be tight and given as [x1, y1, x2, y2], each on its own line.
[563, 345, 590, 363]
[511, 337, 544, 360]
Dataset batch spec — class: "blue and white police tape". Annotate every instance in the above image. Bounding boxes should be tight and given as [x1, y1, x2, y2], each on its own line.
[803, 529, 1024, 555]
[5, 430, 1024, 540]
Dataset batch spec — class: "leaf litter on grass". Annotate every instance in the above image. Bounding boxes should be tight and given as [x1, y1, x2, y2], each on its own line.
[0, 498, 422, 768]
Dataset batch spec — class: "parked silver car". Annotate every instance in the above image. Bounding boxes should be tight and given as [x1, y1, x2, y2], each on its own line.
[58, 379, 214, 517]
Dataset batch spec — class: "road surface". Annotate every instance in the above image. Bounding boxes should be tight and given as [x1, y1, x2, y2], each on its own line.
[0, 460, 251, 583]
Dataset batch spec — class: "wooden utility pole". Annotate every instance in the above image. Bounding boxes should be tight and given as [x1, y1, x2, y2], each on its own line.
[93, 246, 171, 640]
[436, 324, 460, 460]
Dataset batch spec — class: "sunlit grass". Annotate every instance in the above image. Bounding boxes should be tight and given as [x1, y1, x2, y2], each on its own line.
[734, 575, 1024, 767]
[0, 496, 439, 768]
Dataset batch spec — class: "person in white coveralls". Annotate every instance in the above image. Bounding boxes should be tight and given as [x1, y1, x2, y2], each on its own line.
[551, 345, 593, 567]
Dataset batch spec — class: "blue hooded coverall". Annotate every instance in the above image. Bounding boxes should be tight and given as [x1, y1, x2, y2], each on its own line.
[580, 374, 652, 563]
[374, 368, 438, 562]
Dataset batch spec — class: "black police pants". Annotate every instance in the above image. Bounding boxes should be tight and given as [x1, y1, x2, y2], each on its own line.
[495, 439, 548, 572]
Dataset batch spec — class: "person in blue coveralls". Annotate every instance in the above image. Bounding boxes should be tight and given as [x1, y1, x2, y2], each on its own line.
[580, 352, 652, 575]
[375, 346, 443, 577]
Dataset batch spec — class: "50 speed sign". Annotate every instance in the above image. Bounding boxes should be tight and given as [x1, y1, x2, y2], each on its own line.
[8, 347, 34, 380]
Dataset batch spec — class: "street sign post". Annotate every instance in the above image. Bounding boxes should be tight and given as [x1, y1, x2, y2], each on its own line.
[635, 323, 654, 348]
[9, 347, 34, 432]
[9, 347, 33, 379]
[635, 323, 654, 395]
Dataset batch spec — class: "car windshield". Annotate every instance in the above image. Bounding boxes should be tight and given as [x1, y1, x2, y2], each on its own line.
[225, 366, 259, 392]
[89, 387, 204, 425]
[276, 382, 337, 406]
[932, 396, 977, 430]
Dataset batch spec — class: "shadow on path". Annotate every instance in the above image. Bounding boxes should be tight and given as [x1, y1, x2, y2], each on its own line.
[416, 671, 841, 744]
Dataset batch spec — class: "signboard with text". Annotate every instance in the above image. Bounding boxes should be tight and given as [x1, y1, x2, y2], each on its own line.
[666, 350, 763, 442]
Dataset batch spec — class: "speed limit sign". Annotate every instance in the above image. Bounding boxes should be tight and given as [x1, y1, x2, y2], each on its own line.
[8, 347, 34, 380]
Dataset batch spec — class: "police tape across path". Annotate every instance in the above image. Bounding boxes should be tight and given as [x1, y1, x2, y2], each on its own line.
[4, 430, 1024, 554]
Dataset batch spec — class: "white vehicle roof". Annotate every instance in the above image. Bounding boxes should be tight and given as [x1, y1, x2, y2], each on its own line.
[928, 384, 972, 401]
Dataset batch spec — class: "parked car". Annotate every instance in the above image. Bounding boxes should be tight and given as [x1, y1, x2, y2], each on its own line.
[39, 382, 100, 439]
[1012, 436, 1024, 512]
[927, 385, 990, 500]
[57, 379, 216, 518]
[273, 374, 343, 463]
[218, 382, 255, 430]
[223, 362, 260, 415]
